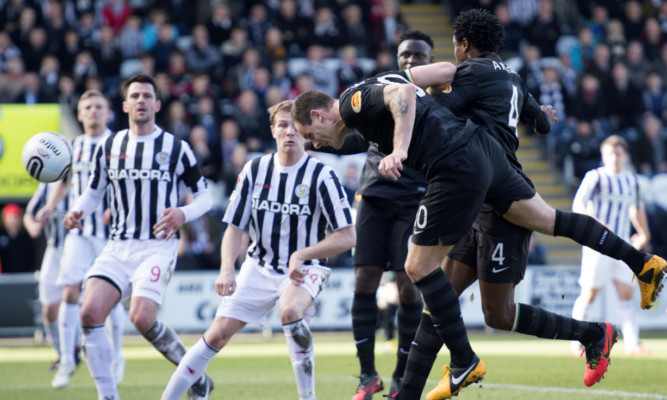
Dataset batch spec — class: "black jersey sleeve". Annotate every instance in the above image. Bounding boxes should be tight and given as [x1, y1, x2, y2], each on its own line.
[340, 84, 389, 129]
[520, 93, 552, 135]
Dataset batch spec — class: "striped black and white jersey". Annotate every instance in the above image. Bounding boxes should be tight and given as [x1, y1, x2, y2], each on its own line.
[70, 130, 111, 239]
[573, 167, 641, 241]
[224, 152, 354, 273]
[85, 126, 208, 240]
[25, 182, 69, 248]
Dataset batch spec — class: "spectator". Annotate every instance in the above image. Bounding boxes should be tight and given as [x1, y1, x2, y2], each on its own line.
[71, 50, 97, 92]
[606, 62, 644, 133]
[165, 100, 191, 142]
[569, 120, 603, 180]
[340, 3, 373, 58]
[93, 25, 122, 89]
[585, 43, 612, 87]
[576, 26, 596, 71]
[507, 0, 539, 28]
[4, 57, 25, 100]
[525, 0, 562, 57]
[262, 26, 287, 64]
[228, 47, 262, 93]
[642, 17, 664, 62]
[245, 3, 272, 47]
[303, 44, 338, 97]
[539, 63, 567, 141]
[622, 0, 645, 41]
[0, 0, 33, 34]
[231, 90, 272, 152]
[550, 0, 583, 35]
[102, 0, 132, 36]
[518, 44, 544, 100]
[22, 26, 49, 72]
[118, 14, 144, 59]
[76, 11, 97, 50]
[342, 163, 360, 204]
[56, 29, 80, 73]
[495, 3, 523, 59]
[587, 4, 609, 44]
[10, 6, 37, 51]
[274, 0, 311, 57]
[310, 5, 343, 55]
[220, 26, 249, 67]
[216, 118, 241, 172]
[0, 31, 21, 73]
[285, 72, 314, 100]
[14, 71, 52, 103]
[43, 0, 66, 49]
[39, 55, 60, 100]
[605, 19, 626, 63]
[372, 47, 395, 75]
[631, 114, 667, 176]
[642, 71, 667, 123]
[572, 73, 607, 126]
[624, 40, 652, 90]
[337, 45, 365, 95]
[184, 25, 223, 79]
[151, 23, 178, 73]
[57, 73, 78, 114]
[165, 0, 196, 35]
[141, 8, 168, 52]
[206, 3, 235, 47]
[0, 203, 36, 274]
[189, 124, 219, 181]
[193, 96, 219, 145]
[264, 84, 286, 109]
[221, 143, 248, 197]
[270, 59, 293, 95]
[165, 50, 189, 95]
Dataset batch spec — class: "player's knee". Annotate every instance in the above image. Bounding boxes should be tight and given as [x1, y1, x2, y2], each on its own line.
[354, 267, 382, 293]
[130, 310, 155, 333]
[80, 304, 102, 327]
[482, 304, 514, 330]
[397, 280, 421, 303]
[279, 306, 302, 324]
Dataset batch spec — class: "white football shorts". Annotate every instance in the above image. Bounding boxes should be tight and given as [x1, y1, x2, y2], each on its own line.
[216, 258, 331, 325]
[578, 247, 635, 290]
[39, 245, 64, 305]
[84, 238, 178, 304]
[58, 234, 107, 286]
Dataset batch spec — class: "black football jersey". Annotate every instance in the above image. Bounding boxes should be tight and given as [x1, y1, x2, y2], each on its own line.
[433, 53, 545, 167]
[339, 71, 468, 177]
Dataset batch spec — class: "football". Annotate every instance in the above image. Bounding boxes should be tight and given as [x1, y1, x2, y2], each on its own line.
[21, 131, 73, 183]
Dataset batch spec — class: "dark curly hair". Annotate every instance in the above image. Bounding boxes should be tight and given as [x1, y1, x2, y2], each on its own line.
[399, 30, 434, 50]
[453, 9, 505, 53]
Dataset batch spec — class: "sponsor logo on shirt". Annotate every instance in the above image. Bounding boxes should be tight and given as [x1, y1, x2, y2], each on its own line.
[252, 198, 312, 216]
[351, 91, 362, 113]
[108, 168, 172, 181]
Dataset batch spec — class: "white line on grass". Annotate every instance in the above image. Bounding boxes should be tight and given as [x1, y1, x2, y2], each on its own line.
[477, 382, 667, 399]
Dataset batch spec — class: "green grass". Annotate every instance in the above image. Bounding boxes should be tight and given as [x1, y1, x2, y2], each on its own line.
[1, 331, 667, 399]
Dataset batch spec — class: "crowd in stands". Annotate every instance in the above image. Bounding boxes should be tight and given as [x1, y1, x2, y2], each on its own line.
[2, 0, 667, 271]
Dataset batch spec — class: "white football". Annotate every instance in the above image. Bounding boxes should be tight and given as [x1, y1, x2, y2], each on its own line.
[21, 131, 73, 183]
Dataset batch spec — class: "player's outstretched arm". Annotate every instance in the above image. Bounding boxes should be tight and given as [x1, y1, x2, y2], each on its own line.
[406, 62, 456, 92]
[288, 226, 356, 285]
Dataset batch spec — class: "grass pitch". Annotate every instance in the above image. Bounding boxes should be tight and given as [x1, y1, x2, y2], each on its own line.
[1, 330, 667, 400]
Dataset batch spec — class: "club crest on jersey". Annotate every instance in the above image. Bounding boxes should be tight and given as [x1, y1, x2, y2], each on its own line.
[155, 151, 170, 165]
[442, 85, 452, 93]
[351, 91, 362, 113]
[295, 184, 309, 198]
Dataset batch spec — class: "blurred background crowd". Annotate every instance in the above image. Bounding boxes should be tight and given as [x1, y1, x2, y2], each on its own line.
[2, 0, 667, 272]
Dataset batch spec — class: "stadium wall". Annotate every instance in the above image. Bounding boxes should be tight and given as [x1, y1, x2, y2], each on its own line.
[1, 266, 666, 337]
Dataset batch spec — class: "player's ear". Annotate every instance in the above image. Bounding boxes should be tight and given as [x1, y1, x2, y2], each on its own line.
[309, 109, 320, 122]
[155, 99, 161, 113]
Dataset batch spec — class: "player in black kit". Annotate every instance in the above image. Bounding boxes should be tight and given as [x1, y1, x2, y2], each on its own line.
[316, 31, 433, 400]
[398, 9, 634, 399]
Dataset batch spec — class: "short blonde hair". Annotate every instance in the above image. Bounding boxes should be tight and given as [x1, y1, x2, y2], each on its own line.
[600, 135, 628, 153]
[77, 89, 107, 110]
[267, 100, 293, 126]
